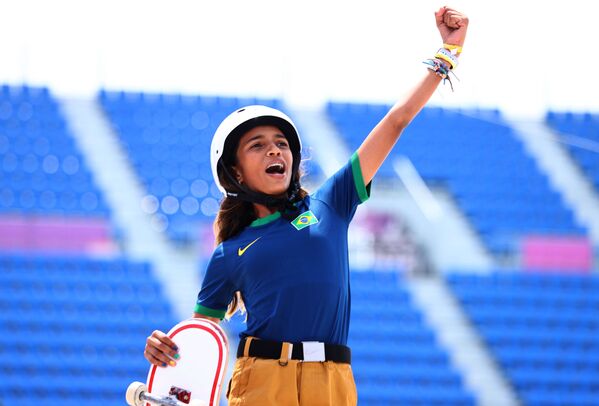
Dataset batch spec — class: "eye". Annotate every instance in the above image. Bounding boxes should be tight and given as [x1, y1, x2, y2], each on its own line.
[250, 143, 262, 149]
[277, 141, 289, 148]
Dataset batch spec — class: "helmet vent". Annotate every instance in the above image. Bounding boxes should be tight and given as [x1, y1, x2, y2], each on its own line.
[237, 108, 245, 113]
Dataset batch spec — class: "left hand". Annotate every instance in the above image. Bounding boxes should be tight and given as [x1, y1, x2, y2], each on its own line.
[435, 7, 469, 47]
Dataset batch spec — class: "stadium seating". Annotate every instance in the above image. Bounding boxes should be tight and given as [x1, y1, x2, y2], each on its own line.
[98, 91, 323, 244]
[327, 103, 585, 254]
[3, 83, 595, 405]
[350, 270, 474, 405]
[545, 111, 599, 191]
[0, 85, 114, 253]
[447, 271, 599, 406]
[0, 85, 110, 217]
[0, 254, 178, 406]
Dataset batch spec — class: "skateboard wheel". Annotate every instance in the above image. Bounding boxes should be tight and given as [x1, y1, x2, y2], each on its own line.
[126, 381, 147, 406]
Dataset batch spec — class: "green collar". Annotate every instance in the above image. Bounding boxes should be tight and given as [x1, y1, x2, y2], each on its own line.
[250, 211, 281, 227]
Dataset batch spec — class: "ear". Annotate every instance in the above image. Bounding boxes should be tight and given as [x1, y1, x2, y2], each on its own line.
[231, 166, 243, 183]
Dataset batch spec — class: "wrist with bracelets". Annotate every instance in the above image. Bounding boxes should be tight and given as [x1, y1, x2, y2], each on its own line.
[423, 43, 462, 91]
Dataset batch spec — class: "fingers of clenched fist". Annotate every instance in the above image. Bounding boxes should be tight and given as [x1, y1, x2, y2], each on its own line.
[435, 6, 447, 26]
[443, 8, 468, 29]
[144, 330, 180, 368]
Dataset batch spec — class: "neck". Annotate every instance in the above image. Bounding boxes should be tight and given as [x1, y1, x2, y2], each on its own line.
[253, 203, 278, 218]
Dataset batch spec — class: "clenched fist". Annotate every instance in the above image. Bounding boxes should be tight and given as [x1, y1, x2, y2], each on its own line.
[435, 7, 469, 47]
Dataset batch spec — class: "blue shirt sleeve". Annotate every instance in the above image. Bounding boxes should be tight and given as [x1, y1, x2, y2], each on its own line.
[194, 244, 235, 319]
[312, 151, 371, 222]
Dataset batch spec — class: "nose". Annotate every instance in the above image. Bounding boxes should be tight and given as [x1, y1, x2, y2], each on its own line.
[266, 142, 282, 156]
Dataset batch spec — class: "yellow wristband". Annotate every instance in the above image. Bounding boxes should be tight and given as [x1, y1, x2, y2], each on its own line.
[443, 43, 463, 55]
[435, 48, 458, 70]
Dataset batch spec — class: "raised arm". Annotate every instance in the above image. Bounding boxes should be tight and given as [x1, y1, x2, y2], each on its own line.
[357, 7, 469, 184]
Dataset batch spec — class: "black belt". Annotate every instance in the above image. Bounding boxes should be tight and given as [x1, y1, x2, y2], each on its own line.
[237, 337, 351, 364]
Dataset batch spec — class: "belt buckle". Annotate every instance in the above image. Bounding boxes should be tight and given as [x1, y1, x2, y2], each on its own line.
[302, 341, 325, 362]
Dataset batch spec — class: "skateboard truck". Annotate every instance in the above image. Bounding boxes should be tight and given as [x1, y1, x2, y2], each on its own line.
[169, 386, 192, 404]
[126, 382, 206, 406]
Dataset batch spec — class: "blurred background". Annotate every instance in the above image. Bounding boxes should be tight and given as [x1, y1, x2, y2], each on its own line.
[0, 0, 598, 405]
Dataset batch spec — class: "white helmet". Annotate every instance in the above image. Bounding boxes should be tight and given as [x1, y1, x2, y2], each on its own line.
[210, 105, 302, 196]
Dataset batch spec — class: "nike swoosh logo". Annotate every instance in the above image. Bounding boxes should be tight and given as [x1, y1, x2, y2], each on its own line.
[238, 237, 261, 257]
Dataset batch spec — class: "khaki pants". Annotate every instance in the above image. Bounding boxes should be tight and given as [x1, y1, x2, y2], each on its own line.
[226, 356, 358, 405]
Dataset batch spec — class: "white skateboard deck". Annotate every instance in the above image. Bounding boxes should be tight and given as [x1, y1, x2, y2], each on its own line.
[143, 318, 229, 406]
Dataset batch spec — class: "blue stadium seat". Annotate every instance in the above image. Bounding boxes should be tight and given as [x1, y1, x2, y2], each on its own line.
[327, 103, 586, 254]
[0, 254, 178, 406]
[447, 271, 599, 405]
[0, 84, 110, 217]
[546, 110, 599, 202]
[349, 270, 474, 405]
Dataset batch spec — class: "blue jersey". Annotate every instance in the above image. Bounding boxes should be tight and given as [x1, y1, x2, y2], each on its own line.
[194, 152, 370, 345]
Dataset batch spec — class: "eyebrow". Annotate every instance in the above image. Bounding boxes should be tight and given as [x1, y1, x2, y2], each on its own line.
[244, 133, 286, 145]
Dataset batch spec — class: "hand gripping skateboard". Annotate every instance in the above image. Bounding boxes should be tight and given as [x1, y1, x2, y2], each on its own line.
[126, 318, 229, 406]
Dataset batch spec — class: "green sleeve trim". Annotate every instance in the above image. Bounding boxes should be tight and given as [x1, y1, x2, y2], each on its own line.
[350, 151, 371, 203]
[193, 304, 226, 320]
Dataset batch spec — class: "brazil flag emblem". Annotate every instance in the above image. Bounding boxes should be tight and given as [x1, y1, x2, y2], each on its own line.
[291, 210, 319, 231]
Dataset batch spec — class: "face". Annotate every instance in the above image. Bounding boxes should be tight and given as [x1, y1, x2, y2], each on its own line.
[233, 125, 293, 196]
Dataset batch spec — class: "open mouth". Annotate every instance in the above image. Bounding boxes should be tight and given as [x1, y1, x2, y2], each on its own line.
[265, 162, 285, 175]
